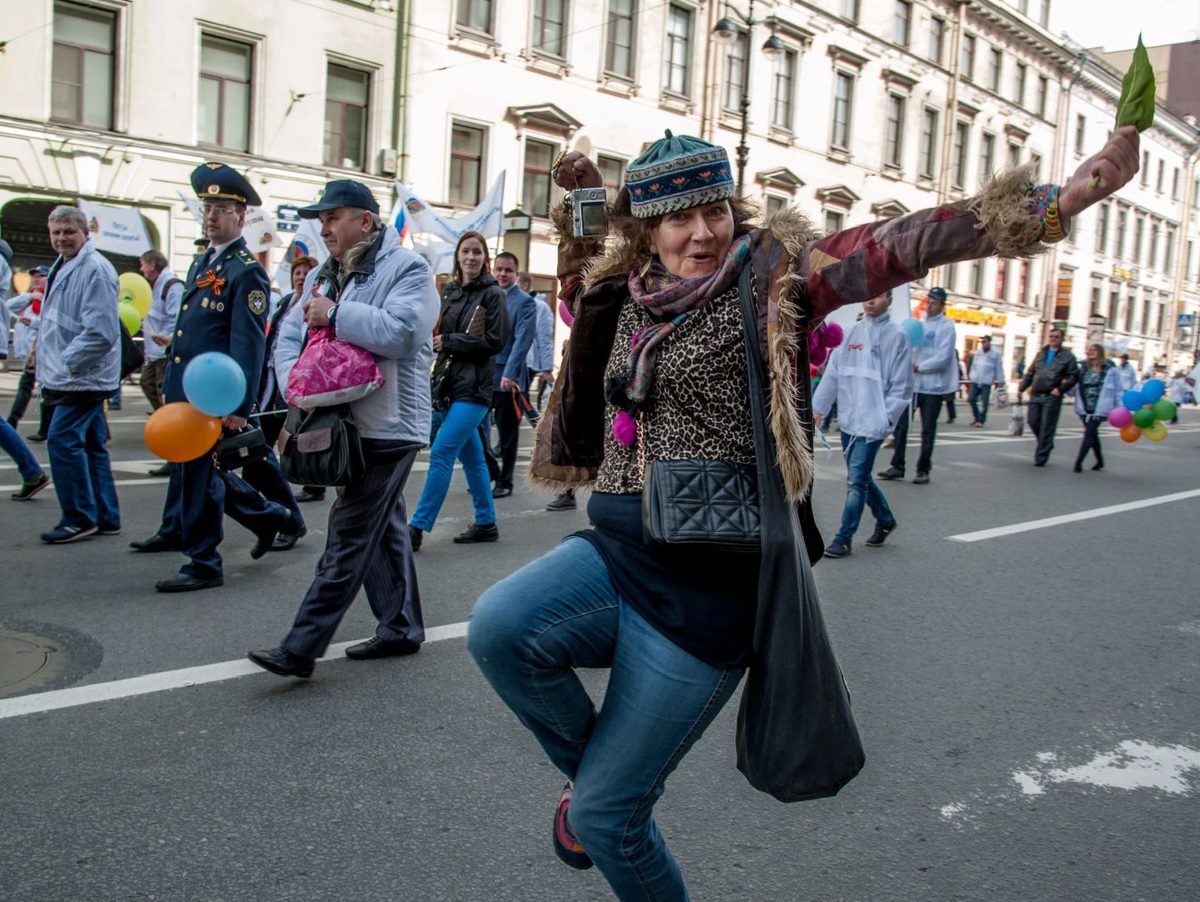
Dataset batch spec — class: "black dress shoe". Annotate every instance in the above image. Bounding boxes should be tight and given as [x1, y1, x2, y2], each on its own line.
[248, 646, 314, 678]
[492, 485, 513, 498]
[454, 522, 499, 543]
[251, 523, 283, 560]
[271, 524, 307, 552]
[409, 525, 423, 552]
[294, 489, 326, 503]
[130, 534, 180, 553]
[155, 574, 224, 593]
[344, 636, 421, 660]
[148, 462, 172, 477]
[877, 467, 904, 481]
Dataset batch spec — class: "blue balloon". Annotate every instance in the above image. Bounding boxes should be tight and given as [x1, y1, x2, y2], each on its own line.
[900, 317, 925, 347]
[183, 351, 247, 418]
[1141, 378, 1165, 403]
[1122, 389, 1146, 412]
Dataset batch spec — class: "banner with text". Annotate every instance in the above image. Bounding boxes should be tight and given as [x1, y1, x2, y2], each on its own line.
[77, 200, 152, 257]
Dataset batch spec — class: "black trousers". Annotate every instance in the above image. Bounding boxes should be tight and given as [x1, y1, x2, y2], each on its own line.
[1075, 415, 1103, 467]
[889, 392, 942, 474]
[8, 371, 51, 436]
[1028, 394, 1063, 465]
[493, 389, 521, 488]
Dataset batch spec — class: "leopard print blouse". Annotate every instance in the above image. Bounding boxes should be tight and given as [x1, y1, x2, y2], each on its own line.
[594, 286, 755, 494]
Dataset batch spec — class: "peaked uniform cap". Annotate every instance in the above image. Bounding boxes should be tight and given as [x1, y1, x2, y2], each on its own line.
[191, 162, 262, 207]
[623, 130, 735, 219]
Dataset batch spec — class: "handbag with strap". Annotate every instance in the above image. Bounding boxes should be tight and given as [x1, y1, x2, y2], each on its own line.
[642, 457, 759, 550]
[280, 403, 366, 487]
[215, 426, 269, 471]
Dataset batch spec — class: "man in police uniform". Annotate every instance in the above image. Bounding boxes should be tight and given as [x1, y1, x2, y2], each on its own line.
[130, 162, 297, 592]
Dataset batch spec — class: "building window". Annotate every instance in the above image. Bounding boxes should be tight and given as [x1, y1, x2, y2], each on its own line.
[765, 195, 786, 218]
[1090, 285, 1102, 316]
[523, 138, 557, 218]
[324, 64, 369, 170]
[960, 34, 976, 81]
[995, 258, 1009, 302]
[884, 93, 905, 169]
[1115, 208, 1127, 259]
[1156, 298, 1166, 336]
[597, 153, 626, 202]
[771, 49, 796, 132]
[919, 107, 939, 179]
[449, 122, 485, 206]
[928, 17, 945, 65]
[532, 0, 567, 57]
[986, 47, 1002, 92]
[605, 0, 636, 79]
[1035, 75, 1048, 117]
[1108, 288, 1120, 326]
[830, 71, 854, 151]
[970, 259, 985, 295]
[840, 0, 859, 22]
[1125, 290, 1135, 332]
[824, 210, 845, 234]
[199, 36, 252, 152]
[1189, 240, 1197, 281]
[952, 121, 969, 189]
[1148, 221, 1159, 271]
[1006, 142, 1021, 169]
[456, 0, 493, 34]
[1133, 216, 1144, 263]
[978, 132, 995, 188]
[1013, 62, 1027, 107]
[1141, 294, 1152, 334]
[1029, 151, 1042, 178]
[1074, 115, 1086, 154]
[1156, 159, 1164, 193]
[1164, 225, 1175, 273]
[1095, 204, 1109, 254]
[1141, 151, 1150, 186]
[1171, 167, 1180, 201]
[1018, 261, 1030, 306]
[723, 30, 748, 113]
[893, 1, 911, 47]
[663, 4, 692, 96]
[51, 1, 116, 129]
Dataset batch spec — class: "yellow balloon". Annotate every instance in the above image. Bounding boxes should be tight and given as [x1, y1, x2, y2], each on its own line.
[1144, 421, 1168, 442]
[118, 271, 153, 318]
[12, 271, 31, 294]
[118, 302, 142, 336]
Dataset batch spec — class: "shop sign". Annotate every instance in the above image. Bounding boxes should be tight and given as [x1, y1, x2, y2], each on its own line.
[945, 306, 1007, 327]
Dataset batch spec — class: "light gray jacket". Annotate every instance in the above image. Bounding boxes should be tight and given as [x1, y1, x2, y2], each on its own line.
[36, 240, 120, 393]
[275, 226, 439, 444]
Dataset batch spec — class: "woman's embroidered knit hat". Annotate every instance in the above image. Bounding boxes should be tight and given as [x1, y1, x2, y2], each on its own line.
[624, 130, 734, 219]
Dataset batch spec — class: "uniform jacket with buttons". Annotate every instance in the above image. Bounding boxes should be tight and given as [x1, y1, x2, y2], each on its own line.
[36, 239, 121, 393]
[162, 235, 270, 418]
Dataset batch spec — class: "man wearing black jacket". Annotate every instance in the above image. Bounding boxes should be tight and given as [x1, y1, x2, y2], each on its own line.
[1020, 328, 1079, 466]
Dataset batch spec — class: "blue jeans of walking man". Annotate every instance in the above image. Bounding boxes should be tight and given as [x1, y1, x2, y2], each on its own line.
[410, 401, 495, 532]
[45, 401, 120, 531]
[968, 383, 992, 424]
[835, 432, 894, 546]
[0, 418, 44, 483]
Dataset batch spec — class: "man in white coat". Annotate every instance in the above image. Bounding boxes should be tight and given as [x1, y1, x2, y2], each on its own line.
[879, 286, 957, 485]
[813, 291, 913, 557]
[967, 334, 1005, 427]
[1114, 353, 1138, 393]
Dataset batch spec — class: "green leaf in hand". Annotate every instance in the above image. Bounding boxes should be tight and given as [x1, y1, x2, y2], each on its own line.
[1090, 35, 1156, 187]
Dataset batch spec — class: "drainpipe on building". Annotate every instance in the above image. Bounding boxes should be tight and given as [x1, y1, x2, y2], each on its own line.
[1163, 144, 1200, 368]
[391, 0, 412, 183]
[933, 0, 968, 287]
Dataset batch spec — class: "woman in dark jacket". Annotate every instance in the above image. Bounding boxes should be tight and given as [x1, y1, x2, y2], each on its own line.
[409, 231, 509, 548]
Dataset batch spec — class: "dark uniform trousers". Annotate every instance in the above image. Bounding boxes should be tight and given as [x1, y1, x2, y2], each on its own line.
[1028, 393, 1063, 465]
[888, 392, 943, 475]
[493, 385, 525, 489]
[281, 449, 424, 660]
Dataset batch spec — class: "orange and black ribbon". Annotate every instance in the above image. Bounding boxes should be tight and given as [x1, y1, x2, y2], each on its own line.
[196, 269, 227, 296]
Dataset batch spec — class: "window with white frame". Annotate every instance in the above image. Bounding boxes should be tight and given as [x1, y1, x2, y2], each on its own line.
[824, 210, 845, 234]
[1074, 115, 1086, 154]
[1115, 207, 1127, 259]
[51, 1, 116, 129]
[1165, 225, 1175, 273]
[1133, 215, 1144, 263]
[884, 93, 905, 169]
[1007, 141, 1021, 168]
[1156, 159, 1164, 192]
[1141, 151, 1149, 186]
[978, 132, 995, 188]
[840, 0, 859, 22]
[723, 30, 747, 113]
[605, 0, 636, 79]
[1013, 62, 1027, 107]
[960, 34, 976, 81]
[523, 138, 558, 218]
[324, 64, 370, 170]
[970, 259, 985, 295]
[893, 1, 911, 47]
[986, 47, 1002, 92]
[1035, 75, 1048, 117]
[1171, 167, 1180, 201]
[449, 122, 485, 206]
[771, 48, 796, 131]
[1148, 220, 1159, 271]
[456, 0, 493, 34]
[663, 4, 692, 96]
[919, 106, 939, 179]
[765, 194, 787, 218]
[952, 121, 970, 189]
[928, 17, 945, 65]
[829, 70, 854, 151]
[1029, 151, 1041, 178]
[1094, 204, 1109, 254]
[597, 153, 626, 202]
[199, 35, 253, 152]
[532, 0, 567, 57]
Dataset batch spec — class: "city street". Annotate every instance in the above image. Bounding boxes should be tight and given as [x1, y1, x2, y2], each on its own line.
[2, 383, 1199, 902]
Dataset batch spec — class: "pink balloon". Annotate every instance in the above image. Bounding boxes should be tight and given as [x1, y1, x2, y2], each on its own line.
[1108, 407, 1133, 429]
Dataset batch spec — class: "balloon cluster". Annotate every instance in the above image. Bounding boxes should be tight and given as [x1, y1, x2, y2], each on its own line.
[117, 272, 152, 336]
[144, 352, 248, 462]
[1107, 379, 1174, 443]
[900, 317, 925, 347]
[808, 322, 845, 367]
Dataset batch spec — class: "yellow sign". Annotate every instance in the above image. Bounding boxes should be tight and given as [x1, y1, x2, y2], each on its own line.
[945, 306, 1007, 328]
[1113, 266, 1136, 280]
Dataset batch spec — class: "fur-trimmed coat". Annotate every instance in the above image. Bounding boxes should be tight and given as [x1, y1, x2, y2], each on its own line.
[529, 165, 1049, 502]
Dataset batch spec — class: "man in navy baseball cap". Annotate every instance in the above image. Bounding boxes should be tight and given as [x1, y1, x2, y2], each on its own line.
[298, 179, 380, 218]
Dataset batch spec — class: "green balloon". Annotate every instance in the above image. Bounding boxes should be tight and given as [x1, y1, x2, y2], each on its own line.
[1132, 407, 1155, 429]
[1151, 399, 1177, 421]
[118, 301, 142, 336]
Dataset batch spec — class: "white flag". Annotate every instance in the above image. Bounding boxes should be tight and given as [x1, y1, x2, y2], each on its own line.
[242, 206, 281, 254]
[274, 218, 330, 292]
[395, 172, 506, 244]
[77, 199, 152, 256]
[411, 238, 458, 276]
[178, 191, 204, 225]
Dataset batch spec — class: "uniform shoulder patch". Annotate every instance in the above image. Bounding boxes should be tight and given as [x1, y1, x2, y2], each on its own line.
[248, 290, 267, 315]
[236, 249, 258, 266]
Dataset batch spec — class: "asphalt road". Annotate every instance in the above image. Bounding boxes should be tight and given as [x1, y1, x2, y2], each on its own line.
[2, 385, 1199, 902]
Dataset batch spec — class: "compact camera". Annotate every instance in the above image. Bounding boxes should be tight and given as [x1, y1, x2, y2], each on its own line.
[568, 187, 609, 239]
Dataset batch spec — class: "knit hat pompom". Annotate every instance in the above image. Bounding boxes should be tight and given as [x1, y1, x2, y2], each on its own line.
[820, 322, 844, 350]
[612, 411, 638, 447]
[559, 300, 574, 327]
[810, 345, 829, 368]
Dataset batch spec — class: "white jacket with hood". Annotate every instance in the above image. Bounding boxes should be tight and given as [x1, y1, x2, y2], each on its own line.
[813, 310, 914, 441]
[36, 239, 120, 393]
[914, 312, 959, 395]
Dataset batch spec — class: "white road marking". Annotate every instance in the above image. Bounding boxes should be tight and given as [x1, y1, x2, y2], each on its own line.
[947, 489, 1200, 542]
[0, 620, 471, 721]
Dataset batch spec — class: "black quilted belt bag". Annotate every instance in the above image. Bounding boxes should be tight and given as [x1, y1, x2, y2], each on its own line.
[642, 457, 760, 551]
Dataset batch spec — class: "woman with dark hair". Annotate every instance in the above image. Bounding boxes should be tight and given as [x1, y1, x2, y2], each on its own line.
[467, 128, 1140, 901]
[409, 231, 509, 548]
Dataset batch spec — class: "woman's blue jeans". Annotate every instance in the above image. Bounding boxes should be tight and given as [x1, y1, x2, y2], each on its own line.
[0, 417, 43, 482]
[410, 401, 494, 531]
[468, 537, 744, 902]
[835, 432, 893, 545]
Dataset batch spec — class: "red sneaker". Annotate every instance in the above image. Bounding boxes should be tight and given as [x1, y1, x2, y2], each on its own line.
[552, 781, 593, 870]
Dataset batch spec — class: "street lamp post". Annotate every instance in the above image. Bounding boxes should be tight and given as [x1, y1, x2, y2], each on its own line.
[712, 1, 784, 196]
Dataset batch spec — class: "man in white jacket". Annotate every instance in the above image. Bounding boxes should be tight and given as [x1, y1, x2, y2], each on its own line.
[813, 291, 913, 557]
[967, 334, 1005, 427]
[879, 287, 957, 485]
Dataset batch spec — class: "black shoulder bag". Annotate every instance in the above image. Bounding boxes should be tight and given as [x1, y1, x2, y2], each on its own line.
[280, 404, 366, 487]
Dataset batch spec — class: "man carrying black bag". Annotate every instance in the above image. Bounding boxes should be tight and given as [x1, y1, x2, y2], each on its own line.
[248, 180, 439, 679]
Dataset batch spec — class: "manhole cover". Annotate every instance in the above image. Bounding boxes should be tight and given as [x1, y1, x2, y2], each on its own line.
[0, 629, 69, 697]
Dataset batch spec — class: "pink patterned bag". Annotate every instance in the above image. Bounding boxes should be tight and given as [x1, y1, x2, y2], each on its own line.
[286, 325, 384, 410]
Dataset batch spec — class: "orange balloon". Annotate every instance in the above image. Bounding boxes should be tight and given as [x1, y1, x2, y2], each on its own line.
[1119, 424, 1142, 443]
[144, 402, 222, 462]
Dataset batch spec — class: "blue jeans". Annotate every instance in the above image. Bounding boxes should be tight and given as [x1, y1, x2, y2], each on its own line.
[835, 432, 893, 545]
[0, 417, 43, 482]
[410, 401, 494, 531]
[968, 383, 992, 424]
[45, 401, 120, 530]
[468, 538, 744, 902]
